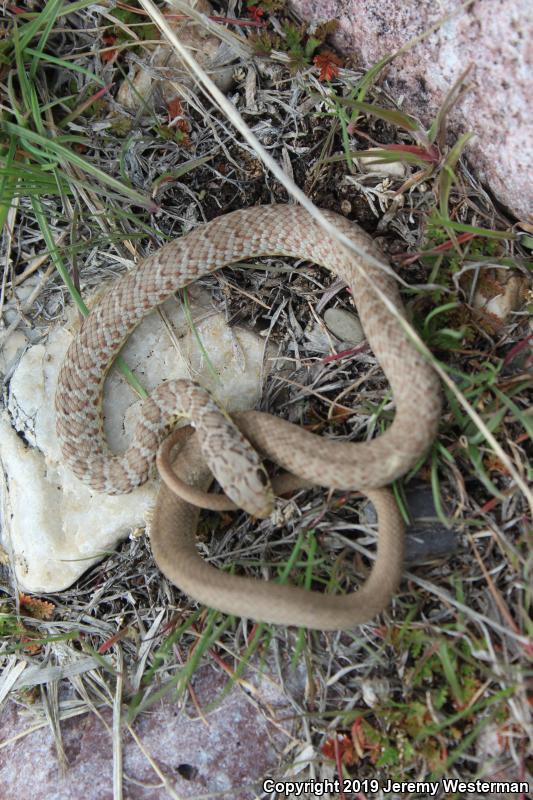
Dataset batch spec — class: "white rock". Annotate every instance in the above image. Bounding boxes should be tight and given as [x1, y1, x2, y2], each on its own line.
[356, 151, 406, 178]
[0, 410, 155, 593]
[476, 722, 506, 759]
[473, 269, 527, 322]
[361, 677, 391, 707]
[1, 287, 271, 592]
[0, 330, 28, 376]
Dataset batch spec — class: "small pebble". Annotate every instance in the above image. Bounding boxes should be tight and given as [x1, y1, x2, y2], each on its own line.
[324, 307, 365, 345]
[357, 151, 406, 177]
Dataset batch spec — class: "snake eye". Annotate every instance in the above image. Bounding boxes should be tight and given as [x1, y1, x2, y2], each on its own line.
[257, 468, 269, 487]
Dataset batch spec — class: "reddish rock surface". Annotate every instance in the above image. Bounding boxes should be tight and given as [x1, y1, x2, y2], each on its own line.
[0, 661, 302, 799]
[290, 0, 532, 221]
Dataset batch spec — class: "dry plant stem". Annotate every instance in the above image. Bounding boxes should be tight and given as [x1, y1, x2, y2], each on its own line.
[152, 431, 406, 631]
[13, 231, 67, 286]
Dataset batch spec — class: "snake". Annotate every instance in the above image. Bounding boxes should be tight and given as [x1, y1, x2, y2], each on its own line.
[55, 204, 442, 630]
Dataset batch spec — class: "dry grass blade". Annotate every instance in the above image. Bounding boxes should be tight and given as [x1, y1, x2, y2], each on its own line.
[113, 646, 124, 800]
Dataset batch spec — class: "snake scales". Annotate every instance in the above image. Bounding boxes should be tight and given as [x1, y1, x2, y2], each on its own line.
[56, 205, 441, 630]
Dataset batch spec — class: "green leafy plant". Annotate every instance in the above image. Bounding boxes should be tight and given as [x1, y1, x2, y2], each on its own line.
[247, 9, 339, 73]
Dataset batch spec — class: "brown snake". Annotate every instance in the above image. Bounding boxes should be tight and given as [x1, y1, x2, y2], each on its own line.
[55, 205, 441, 630]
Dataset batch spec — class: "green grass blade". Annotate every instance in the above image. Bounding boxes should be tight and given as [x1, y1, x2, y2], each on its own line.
[427, 64, 473, 145]
[150, 156, 214, 192]
[31, 194, 148, 399]
[430, 451, 451, 526]
[491, 386, 533, 440]
[423, 301, 459, 331]
[0, 0, 95, 58]
[29, 0, 64, 80]
[467, 406, 507, 446]
[332, 98, 420, 132]
[1, 121, 157, 211]
[355, 54, 394, 102]
[419, 685, 514, 741]
[439, 132, 474, 219]
[31, 194, 88, 313]
[24, 47, 104, 85]
[181, 287, 220, 384]
[0, 138, 18, 231]
[429, 213, 517, 240]
[466, 444, 506, 500]
[437, 642, 463, 705]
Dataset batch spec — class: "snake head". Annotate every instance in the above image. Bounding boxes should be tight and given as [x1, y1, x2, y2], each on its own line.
[211, 453, 274, 519]
[242, 464, 275, 519]
[195, 412, 274, 519]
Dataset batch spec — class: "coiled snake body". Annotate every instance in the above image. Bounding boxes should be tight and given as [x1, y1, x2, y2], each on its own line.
[56, 205, 441, 630]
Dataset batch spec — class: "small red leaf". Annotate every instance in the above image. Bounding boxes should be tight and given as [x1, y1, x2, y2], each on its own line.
[313, 50, 342, 81]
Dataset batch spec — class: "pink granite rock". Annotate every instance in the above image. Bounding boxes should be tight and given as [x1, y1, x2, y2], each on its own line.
[290, 0, 532, 221]
[0, 660, 303, 799]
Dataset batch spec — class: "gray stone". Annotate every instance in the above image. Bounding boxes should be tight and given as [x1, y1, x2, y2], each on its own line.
[364, 485, 457, 562]
[323, 307, 365, 345]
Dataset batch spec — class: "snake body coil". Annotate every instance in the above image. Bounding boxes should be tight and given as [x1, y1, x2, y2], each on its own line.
[56, 205, 441, 629]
